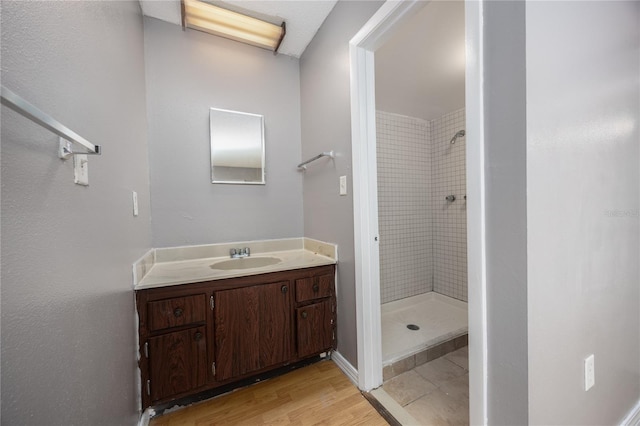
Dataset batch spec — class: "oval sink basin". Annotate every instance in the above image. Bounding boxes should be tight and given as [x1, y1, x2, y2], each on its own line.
[210, 256, 281, 271]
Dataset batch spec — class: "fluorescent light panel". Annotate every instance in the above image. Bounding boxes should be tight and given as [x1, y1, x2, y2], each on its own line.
[182, 0, 286, 52]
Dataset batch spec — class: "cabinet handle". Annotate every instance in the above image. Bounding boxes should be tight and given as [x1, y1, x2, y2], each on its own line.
[301, 311, 308, 319]
[174, 307, 183, 317]
[194, 331, 203, 341]
[281, 285, 288, 294]
[313, 284, 319, 293]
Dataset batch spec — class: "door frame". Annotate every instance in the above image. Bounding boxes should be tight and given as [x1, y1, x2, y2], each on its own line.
[349, 1, 488, 424]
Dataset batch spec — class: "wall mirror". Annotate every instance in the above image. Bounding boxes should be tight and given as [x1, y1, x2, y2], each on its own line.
[210, 108, 265, 184]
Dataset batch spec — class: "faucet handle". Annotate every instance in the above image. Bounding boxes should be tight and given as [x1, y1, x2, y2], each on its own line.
[243, 247, 250, 256]
[230, 248, 237, 256]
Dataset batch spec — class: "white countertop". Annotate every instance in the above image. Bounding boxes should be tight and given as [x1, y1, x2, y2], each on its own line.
[135, 248, 336, 290]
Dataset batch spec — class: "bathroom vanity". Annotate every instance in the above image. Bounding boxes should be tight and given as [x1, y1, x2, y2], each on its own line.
[134, 240, 337, 409]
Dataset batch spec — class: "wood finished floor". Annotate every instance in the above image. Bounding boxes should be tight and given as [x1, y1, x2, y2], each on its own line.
[150, 361, 389, 426]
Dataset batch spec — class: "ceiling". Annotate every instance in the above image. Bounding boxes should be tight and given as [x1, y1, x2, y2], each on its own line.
[139, 0, 337, 58]
[375, 1, 466, 121]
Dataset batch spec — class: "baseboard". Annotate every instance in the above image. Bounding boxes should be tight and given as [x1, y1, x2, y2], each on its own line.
[621, 399, 640, 426]
[331, 350, 359, 386]
[137, 408, 154, 426]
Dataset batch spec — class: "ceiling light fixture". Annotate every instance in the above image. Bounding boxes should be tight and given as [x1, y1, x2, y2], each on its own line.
[181, 0, 286, 53]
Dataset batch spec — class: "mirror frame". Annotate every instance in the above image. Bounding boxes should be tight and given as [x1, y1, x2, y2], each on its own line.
[210, 107, 266, 185]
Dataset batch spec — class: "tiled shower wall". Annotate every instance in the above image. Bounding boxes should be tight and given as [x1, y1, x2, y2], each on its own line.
[377, 108, 467, 304]
[432, 109, 467, 301]
[377, 111, 433, 303]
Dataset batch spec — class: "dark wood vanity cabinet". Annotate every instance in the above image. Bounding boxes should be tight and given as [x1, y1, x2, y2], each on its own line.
[136, 265, 336, 409]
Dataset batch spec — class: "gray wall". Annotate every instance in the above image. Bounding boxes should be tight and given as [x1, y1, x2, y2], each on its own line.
[483, 2, 530, 424]
[299, 0, 383, 367]
[143, 17, 304, 248]
[526, 2, 640, 424]
[1, 2, 151, 424]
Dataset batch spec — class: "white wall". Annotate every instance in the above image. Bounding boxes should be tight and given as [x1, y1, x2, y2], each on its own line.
[0, 2, 151, 424]
[376, 111, 433, 303]
[143, 17, 304, 247]
[432, 108, 467, 301]
[300, 0, 384, 367]
[526, 2, 640, 424]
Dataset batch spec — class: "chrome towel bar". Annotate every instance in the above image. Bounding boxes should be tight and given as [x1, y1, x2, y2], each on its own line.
[1, 86, 101, 157]
[297, 150, 335, 170]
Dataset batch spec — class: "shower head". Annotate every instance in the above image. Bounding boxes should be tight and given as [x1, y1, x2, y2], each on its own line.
[450, 130, 466, 144]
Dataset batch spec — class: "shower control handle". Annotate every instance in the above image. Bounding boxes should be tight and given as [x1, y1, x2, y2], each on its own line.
[445, 195, 456, 202]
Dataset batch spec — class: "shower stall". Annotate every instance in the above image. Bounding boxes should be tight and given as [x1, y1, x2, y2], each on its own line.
[376, 108, 468, 374]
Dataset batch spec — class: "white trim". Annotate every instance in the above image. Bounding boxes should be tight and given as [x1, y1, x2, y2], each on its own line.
[465, 1, 489, 425]
[349, 0, 487, 424]
[349, 0, 426, 394]
[621, 399, 640, 426]
[349, 21, 381, 393]
[349, 39, 382, 392]
[137, 408, 153, 426]
[349, 0, 425, 51]
[331, 350, 359, 386]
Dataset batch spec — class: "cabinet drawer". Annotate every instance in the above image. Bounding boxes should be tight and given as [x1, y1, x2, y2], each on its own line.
[148, 294, 207, 332]
[295, 274, 333, 302]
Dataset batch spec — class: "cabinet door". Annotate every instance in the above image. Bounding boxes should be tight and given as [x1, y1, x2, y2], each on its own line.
[214, 286, 260, 381]
[296, 300, 333, 358]
[214, 281, 291, 381]
[259, 281, 291, 368]
[148, 326, 207, 402]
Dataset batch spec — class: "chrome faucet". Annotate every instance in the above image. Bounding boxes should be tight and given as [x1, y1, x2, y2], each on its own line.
[230, 247, 250, 258]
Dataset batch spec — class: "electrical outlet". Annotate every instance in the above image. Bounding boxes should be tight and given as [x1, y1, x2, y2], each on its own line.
[584, 354, 595, 391]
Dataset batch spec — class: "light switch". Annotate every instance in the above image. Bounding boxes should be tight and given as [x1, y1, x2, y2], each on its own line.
[584, 354, 595, 391]
[73, 154, 89, 186]
[132, 191, 139, 217]
[339, 175, 347, 196]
